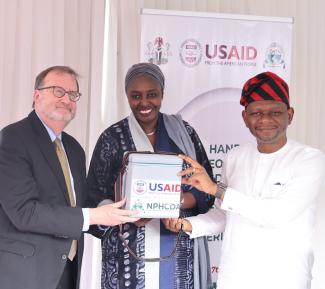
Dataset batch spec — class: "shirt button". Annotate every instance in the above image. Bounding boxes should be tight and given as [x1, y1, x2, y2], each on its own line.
[61, 254, 67, 260]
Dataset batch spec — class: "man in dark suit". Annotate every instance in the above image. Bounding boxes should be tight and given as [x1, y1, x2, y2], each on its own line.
[0, 66, 138, 289]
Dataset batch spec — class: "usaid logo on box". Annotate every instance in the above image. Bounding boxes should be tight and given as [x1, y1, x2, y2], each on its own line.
[122, 152, 183, 218]
[129, 179, 181, 218]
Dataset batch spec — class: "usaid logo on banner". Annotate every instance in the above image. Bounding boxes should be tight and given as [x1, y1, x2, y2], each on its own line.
[133, 180, 147, 195]
[179, 39, 203, 67]
[204, 43, 257, 66]
[263, 42, 286, 68]
[179, 39, 258, 67]
[145, 36, 171, 65]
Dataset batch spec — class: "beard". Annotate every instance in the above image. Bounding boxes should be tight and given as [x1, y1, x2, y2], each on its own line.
[47, 109, 75, 122]
[253, 126, 286, 144]
[38, 99, 76, 123]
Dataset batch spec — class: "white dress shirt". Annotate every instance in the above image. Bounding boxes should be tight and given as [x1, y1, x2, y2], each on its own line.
[38, 113, 89, 231]
[187, 140, 325, 289]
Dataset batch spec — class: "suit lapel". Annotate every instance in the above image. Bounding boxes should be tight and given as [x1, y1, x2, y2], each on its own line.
[28, 111, 70, 205]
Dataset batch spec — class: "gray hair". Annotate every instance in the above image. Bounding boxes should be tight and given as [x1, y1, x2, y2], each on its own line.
[34, 66, 79, 91]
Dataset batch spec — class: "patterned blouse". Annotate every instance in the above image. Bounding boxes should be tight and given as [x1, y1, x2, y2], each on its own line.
[87, 114, 214, 289]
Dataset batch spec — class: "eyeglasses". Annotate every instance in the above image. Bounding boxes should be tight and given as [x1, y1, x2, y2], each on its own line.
[37, 86, 81, 102]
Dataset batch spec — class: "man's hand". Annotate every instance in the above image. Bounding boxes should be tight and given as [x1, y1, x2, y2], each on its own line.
[178, 154, 217, 196]
[89, 198, 139, 226]
[162, 218, 193, 233]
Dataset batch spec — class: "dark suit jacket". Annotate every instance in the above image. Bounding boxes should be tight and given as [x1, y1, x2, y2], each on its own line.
[0, 111, 87, 289]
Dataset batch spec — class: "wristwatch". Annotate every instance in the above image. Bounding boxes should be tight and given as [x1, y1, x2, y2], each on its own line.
[215, 181, 227, 199]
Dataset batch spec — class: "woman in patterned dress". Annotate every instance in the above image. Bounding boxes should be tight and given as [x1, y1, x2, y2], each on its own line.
[86, 62, 214, 289]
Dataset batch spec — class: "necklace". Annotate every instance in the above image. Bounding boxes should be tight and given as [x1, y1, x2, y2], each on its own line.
[145, 130, 156, 136]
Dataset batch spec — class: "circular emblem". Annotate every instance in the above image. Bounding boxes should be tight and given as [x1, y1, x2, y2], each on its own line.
[133, 180, 147, 195]
[264, 42, 285, 68]
[179, 39, 202, 67]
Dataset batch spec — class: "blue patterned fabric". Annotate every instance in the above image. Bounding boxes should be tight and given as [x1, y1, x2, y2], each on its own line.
[87, 113, 214, 289]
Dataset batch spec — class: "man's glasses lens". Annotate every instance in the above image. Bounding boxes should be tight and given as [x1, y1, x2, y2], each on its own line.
[37, 86, 81, 102]
[52, 86, 81, 101]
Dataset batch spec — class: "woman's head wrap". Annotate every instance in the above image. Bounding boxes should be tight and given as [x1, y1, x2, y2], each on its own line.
[125, 62, 165, 93]
[240, 71, 290, 108]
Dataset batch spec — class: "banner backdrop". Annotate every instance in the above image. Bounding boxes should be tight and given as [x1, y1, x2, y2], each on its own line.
[140, 9, 292, 288]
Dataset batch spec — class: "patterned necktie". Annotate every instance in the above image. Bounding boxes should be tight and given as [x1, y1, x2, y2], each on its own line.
[54, 138, 77, 260]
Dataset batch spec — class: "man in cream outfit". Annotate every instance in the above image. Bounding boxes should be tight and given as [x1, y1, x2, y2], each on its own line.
[167, 72, 325, 289]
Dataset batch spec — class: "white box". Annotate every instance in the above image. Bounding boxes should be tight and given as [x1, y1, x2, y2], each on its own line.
[122, 152, 183, 218]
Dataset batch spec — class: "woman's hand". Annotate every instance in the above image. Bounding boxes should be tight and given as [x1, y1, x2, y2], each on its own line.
[134, 218, 152, 227]
[181, 192, 196, 209]
[162, 218, 193, 233]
